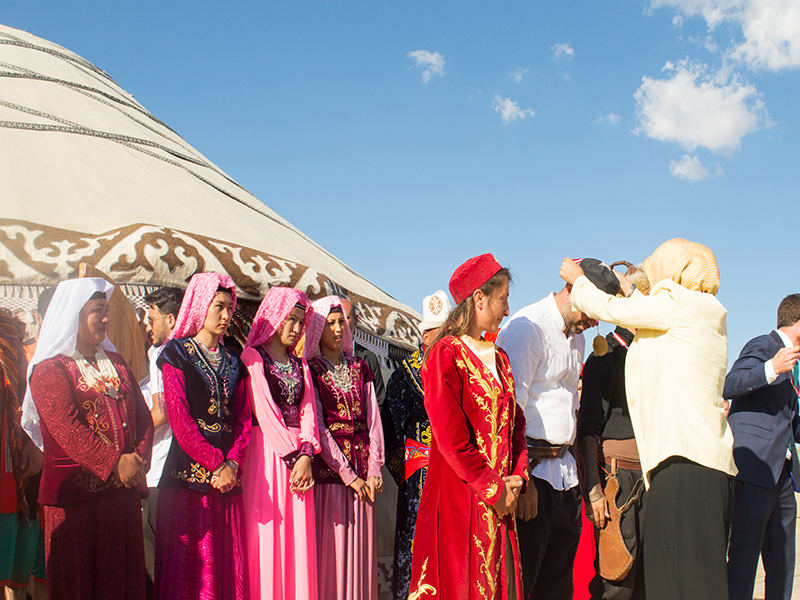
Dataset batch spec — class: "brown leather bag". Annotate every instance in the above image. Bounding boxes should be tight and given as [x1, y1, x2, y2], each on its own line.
[597, 461, 634, 582]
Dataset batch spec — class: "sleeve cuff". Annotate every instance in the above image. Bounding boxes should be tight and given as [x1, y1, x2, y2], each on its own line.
[766, 359, 778, 384]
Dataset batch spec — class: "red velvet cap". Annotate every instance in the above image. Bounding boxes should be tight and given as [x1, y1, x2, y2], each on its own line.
[449, 253, 503, 305]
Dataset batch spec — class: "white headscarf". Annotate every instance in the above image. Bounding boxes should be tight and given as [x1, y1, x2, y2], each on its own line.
[21, 278, 116, 450]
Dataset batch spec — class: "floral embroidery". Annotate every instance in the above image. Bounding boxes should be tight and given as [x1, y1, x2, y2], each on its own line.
[171, 462, 212, 484]
[485, 482, 499, 501]
[408, 558, 437, 599]
[195, 419, 221, 433]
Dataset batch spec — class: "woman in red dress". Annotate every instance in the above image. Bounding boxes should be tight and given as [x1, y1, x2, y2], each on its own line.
[407, 254, 529, 600]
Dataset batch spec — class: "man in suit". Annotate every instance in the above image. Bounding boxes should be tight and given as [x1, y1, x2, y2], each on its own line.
[725, 293, 800, 600]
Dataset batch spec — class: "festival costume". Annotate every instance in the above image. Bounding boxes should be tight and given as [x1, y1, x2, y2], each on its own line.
[381, 348, 430, 600]
[153, 273, 252, 600]
[570, 239, 734, 600]
[304, 296, 385, 600]
[0, 314, 42, 590]
[240, 286, 321, 600]
[407, 335, 528, 600]
[24, 278, 153, 600]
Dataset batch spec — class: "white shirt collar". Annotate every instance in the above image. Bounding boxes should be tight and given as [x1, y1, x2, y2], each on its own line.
[776, 329, 793, 348]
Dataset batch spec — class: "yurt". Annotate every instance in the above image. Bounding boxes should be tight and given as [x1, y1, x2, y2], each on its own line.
[0, 23, 422, 362]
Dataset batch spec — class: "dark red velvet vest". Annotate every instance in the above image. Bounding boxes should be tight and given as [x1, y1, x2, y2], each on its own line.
[35, 353, 144, 506]
[309, 355, 374, 484]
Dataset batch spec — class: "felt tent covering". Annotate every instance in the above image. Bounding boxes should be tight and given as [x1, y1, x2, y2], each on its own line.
[0, 23, 421, 355]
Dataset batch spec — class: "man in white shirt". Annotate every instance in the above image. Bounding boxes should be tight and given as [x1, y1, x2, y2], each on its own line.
[497, 259, 620, 600]
[140, 287, 183, 595]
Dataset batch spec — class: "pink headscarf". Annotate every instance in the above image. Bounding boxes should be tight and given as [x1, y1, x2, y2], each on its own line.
[303, 296, 354, 360]
[168, 272, 237, 341]
[245, 287, 310, 351]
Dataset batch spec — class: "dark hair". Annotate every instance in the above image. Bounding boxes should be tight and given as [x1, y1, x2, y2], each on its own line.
[37, 287, 56, 318]
[328, 306, 343, 315]
[777, 294, 800, 329]
[144, 287, 185, 318]
[425, 267, 511, 361]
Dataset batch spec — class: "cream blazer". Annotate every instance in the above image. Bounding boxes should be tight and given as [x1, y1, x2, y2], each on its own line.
[571, 275, 736, 487]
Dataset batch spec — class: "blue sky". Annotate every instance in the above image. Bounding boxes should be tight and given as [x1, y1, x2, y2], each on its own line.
[2, 1, 798, 362]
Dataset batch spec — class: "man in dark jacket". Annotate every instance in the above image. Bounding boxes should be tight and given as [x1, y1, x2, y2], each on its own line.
[725, 293, 800, 600]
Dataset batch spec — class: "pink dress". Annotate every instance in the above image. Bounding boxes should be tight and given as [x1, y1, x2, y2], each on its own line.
[309, 355, 385, 600]
[241, 347, 320, 600]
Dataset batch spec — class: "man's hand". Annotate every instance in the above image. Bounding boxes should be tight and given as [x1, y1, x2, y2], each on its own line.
[586, 484, 611, 529]
[516, 481, 539, 521]
[112, 452, 146, 488]
[772, 345, 800, 375]
[20, 442, 43, 478]
[560, 258, 584, 286]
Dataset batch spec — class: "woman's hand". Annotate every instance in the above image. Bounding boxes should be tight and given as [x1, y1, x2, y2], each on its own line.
[20, 441, 43, 478]
[211, 463, 237, 494]
[290, 455, 314, 495]
[366, 476, 383, 501]
[348, 477, 369, 502]
[112, 452, 146, 488]
[559, 257, 584, 286]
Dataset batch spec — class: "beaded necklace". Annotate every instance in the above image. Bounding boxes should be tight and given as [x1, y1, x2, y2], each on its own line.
[321, 355, 353, 394]
[266, 351, 300, 406]
[72, 346, 120, 399]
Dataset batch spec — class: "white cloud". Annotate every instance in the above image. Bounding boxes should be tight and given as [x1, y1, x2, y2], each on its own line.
[492, 94, 535, 123]
[651, 0, 800, 71]
[594, 113, 622, 125]
[551, 43, 575, 60]
[408, 50, 446, 83]
[633, 59, 768, 152]
[669, 155, 725, 180]
[510, 67, 529, 83]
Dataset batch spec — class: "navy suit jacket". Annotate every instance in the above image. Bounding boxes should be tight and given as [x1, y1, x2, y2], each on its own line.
[725, 330, 800, 489]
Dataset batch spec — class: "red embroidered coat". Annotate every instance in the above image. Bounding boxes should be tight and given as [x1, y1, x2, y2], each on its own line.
[407, 336, 528, 600]
[31, 352, 153, 506]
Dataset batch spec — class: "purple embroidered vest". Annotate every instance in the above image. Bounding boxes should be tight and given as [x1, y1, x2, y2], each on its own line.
[309, 355, 374, 484]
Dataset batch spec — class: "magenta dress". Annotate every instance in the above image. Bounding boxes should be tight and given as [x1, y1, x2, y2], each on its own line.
[241, 347, 320, 599]
[310, 355, 385, 600]
[155, 338, 252, 600]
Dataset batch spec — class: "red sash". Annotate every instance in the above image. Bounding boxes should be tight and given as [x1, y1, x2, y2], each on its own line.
[404, 438, 430, 481]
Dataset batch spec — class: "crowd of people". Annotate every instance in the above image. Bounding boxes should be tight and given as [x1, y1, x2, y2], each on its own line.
[1, 236, 799, 600]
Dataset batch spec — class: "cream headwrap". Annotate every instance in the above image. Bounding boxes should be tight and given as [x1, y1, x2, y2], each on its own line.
[643, 238, 720, 295]
[21, 277, 116, 450]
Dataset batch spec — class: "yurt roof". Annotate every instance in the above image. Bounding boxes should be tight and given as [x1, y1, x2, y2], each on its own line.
[0, 24, 422, 351]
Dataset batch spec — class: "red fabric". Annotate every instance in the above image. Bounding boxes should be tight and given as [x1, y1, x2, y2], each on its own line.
[31, 353, 153, 506]
[403, 438, 430, 482]
[448, 253, 502, 304]
[44, 488, 145, 599]
[407, 336, 528, 600]
[573, 511, 596, 599]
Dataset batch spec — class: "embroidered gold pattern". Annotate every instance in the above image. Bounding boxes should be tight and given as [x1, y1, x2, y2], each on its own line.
[82, 395, 114, 447]
[171, 462, 212, 484]
[408, 557, 437, 600]
[451, 337, 517, 599]
[195, 419, 221, 433]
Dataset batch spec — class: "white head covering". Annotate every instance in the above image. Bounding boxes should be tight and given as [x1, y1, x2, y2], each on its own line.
[418, 290, 452, 334]
[21, 278, 116, 450]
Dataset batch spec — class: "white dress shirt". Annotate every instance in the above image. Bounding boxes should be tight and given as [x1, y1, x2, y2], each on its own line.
[496, 293, 584, 490]
[145, 344, 173, 487]
[765, 329, 793, 383]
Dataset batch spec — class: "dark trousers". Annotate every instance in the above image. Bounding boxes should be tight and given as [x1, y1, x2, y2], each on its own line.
[142, 487, 159, 600]
[728, 461, 796, 600]
[517, 476, 582, 600]
[589, 466, 647, 600]
[643, 457, 731, 600]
